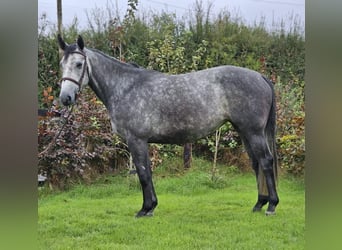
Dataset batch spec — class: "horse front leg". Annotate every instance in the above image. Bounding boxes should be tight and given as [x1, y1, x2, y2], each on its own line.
[127, 136, 158, 217]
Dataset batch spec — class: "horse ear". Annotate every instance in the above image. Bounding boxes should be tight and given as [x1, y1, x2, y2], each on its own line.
[57, 34, 67, 51]
[77, 35, 84, 50]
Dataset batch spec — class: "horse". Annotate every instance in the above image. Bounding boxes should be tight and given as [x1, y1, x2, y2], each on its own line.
[57, 34, 279, 217]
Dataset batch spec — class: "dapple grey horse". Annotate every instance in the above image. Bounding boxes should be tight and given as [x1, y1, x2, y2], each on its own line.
[57, 35, 279, 217]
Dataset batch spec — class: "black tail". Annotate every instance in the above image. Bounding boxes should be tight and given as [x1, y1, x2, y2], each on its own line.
[263, 76, 278, 181]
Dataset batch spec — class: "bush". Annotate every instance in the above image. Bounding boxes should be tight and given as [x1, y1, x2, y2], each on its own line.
[38, 90, 130, 189]
[275, 77, 305, 175]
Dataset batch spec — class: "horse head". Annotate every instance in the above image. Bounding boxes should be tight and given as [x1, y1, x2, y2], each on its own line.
[57, 34, 89, 106]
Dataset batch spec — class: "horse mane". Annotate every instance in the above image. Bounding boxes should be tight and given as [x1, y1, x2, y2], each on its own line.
[127, 62, 141, 68]
[87, 48, 143, 69]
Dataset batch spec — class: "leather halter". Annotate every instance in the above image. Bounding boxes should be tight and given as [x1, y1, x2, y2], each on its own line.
[60, 50, 89, 89]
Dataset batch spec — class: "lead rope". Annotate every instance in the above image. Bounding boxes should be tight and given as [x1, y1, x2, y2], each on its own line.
[38, 105, 75, 158]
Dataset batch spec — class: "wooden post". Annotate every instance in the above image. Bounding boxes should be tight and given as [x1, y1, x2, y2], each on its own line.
[57, 0, 63, 63]
[183, 143, 192, 169]
[57, 0, 62, 35]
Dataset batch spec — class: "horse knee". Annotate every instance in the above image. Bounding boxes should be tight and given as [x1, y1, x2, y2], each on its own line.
[136, 166, 152, 185]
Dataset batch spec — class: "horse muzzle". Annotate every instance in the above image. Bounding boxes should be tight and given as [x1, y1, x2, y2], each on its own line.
[60, 92, 76, 106]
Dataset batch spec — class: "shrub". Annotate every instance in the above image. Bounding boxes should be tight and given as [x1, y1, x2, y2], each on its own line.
[38, 90, 130, 189]
[275, 77, 305, 175]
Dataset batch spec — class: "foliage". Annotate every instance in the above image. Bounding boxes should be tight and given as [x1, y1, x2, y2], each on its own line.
[38, 24, 60, 109]
[275, 76, 305, 175]
[38, 90, 129, 189]
[38, 1, 305, 187]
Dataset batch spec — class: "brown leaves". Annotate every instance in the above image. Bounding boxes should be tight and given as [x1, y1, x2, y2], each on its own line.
[42, 86, 55, 106]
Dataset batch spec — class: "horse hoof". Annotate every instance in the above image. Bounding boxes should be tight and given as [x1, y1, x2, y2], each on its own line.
[265, 210, 276, 216]
[252, 207, 262, 212]
[265, 202, 278, 216]
[252, 202, 267, 212]
[135, 209, 154, 218]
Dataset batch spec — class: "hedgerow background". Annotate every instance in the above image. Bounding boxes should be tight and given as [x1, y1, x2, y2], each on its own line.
[38, 0, 305, 188]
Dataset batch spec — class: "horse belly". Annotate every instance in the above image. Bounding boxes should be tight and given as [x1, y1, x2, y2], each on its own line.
[148, 101, 229, 144]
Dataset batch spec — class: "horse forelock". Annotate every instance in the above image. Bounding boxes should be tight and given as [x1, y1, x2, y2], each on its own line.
[63, 44, 79, 60]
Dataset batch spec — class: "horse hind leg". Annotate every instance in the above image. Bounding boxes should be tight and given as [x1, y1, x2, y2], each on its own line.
[253, 165, 270, 212]
[244, 133, 279, 215]
[237, 131, 269, 212]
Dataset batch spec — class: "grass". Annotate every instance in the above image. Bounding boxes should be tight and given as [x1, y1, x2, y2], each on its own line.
[38, 158, 305, 249]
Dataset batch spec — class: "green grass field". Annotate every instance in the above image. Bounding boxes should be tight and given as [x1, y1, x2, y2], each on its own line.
[38, 158, 305, 249]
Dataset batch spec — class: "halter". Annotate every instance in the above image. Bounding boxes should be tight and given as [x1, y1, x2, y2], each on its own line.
[60, 50, 89, 89]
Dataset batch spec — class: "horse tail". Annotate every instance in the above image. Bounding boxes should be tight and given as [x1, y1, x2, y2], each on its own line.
[263, 75, 278, 182]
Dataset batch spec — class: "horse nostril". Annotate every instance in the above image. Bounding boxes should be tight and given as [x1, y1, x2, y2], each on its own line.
[60, 94, 72, 106]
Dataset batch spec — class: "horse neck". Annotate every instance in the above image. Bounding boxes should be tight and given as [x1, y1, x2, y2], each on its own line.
[85, 48, 136, 109]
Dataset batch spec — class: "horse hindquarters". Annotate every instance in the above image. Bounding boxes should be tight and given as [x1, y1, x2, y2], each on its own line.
[230, 76, 279, 214]
[127, 136, 158, 217]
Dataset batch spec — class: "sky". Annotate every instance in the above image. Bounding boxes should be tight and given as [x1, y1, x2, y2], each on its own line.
[38, 0, 305, 33]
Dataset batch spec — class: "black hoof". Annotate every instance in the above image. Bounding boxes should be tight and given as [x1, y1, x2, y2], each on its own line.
[265, 210, 276, 216]
[135, 209, 154, 218]
[265, 202, 278, 216]
[252, 206, 263, 212]
[252, 196, 268, 212]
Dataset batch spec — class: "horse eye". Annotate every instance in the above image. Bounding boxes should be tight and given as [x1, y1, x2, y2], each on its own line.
[76, 62, 83, 69]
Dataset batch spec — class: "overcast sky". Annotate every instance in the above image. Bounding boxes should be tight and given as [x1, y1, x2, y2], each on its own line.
[38, 0, 305, 32]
